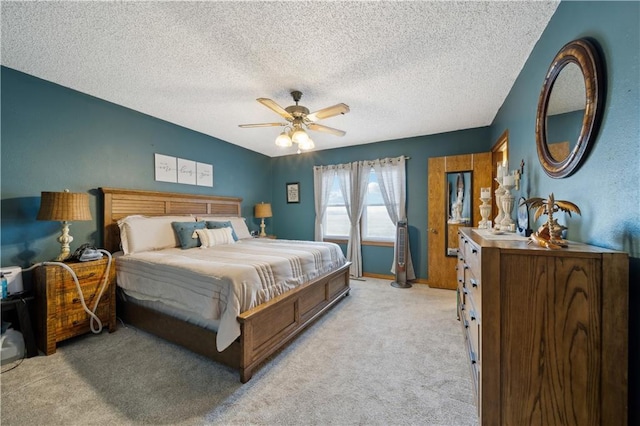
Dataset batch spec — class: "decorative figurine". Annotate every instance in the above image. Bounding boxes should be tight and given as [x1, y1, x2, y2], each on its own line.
[521, 193, 581, 249]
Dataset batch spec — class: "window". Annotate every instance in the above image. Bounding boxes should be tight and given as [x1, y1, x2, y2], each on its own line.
[323, 169, 395, 242]
[362, 170, 396, 241]
[324, 175, 349, 238]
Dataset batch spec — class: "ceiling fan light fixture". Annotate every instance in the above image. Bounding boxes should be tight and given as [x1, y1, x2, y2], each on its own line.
[291, 127, 309, 145]
[275, 131, 292, 147]
[299, 137, 315, 151]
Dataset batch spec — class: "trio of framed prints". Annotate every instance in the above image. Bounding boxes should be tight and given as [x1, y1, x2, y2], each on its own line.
[154, 153, 213, 187]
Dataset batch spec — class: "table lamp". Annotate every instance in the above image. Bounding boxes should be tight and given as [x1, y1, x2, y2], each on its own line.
[254, 202, 273, 237]
[37, 189, 92, 261]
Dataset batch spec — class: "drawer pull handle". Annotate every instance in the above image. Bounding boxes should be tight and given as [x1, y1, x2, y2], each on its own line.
[470, 351, 477, 364]
[464, 264, 469, 270]
[472, 248, 478, 254]
[470, 279, 478, 288]
[470, 310, 477, 321]
[463, 288, 469, 295]
[73, 295, 95, 304]
[463, 319, 469, 329]
[460, 303, 466, 311]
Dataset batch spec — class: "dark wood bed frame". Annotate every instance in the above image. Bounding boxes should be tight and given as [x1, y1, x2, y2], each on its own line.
[101, 187, 351, 382]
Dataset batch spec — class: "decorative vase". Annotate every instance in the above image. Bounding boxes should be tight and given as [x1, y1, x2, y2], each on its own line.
[478, 197, 491, 229]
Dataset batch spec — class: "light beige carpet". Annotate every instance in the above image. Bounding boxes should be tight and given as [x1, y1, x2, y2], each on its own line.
[1, 278, 477, 425]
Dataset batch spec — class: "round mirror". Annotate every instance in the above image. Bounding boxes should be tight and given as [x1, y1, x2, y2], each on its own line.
[535, 38, 604, 178]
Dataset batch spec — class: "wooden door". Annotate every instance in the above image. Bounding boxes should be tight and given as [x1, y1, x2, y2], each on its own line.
[427, 152, 492, 289]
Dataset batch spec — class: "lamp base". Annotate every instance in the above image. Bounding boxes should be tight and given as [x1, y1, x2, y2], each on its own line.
[259, 218, 267, 237]
[56, 221, 73, 261]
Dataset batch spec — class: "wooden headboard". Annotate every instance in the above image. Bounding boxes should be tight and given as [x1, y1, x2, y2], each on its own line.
[101, 187, 242, 253]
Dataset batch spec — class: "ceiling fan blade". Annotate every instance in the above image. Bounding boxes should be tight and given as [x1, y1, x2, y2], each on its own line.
[306, 123, 346, 137]
[238, 122, 287, 128]
[257, 98, 294, 121]
[306, 103, 350, 122]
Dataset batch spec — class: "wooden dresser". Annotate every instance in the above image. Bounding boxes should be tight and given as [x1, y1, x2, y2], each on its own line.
[35, 257, 116, 354]
[456, 228, 628, 425]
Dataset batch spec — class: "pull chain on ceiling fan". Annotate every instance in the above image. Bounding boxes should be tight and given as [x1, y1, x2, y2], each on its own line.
[239, 91, 349, 152]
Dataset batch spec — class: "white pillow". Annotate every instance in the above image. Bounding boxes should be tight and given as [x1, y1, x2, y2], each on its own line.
[118, 215, 194, 254]
[196, 216, 252, 240]
[196, 227, 236, 247]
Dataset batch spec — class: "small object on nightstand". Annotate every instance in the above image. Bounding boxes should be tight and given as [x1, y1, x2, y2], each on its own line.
[35, 257, 116, 355]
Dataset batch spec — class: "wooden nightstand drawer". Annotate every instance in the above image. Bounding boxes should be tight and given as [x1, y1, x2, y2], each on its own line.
[55, 303, 111, 338]
[56, 286, 111, 313]
[35, 257, 117, 355]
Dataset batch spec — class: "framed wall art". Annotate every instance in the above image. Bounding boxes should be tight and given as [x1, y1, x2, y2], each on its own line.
[286, 182, 300, 203]
[154, 153, 177, 183]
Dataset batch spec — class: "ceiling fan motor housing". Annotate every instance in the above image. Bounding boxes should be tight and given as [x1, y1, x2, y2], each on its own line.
[285, 104, 309, 118]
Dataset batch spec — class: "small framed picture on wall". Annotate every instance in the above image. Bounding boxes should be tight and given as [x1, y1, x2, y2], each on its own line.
[286, 182, 300, 203]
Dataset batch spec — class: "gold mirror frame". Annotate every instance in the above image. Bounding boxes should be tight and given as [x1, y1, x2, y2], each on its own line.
[535, 38, 604, 178]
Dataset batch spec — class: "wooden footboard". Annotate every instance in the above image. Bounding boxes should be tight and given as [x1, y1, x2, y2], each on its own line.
[118, 261, 351, 382]
[237, 261, 351, 382]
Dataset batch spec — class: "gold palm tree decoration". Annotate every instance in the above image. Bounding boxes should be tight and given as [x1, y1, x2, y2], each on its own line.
[521, 193, 581, 249]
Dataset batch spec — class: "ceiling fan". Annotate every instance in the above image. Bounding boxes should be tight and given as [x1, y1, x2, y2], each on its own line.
[238, 90, 349, 151]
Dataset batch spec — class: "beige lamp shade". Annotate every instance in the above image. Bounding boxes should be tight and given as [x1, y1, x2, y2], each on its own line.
[254, 202, 273, 219]
[37, 190, 92, 221]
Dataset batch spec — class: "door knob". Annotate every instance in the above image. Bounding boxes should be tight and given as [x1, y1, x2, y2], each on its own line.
[429, 228, 437, 234]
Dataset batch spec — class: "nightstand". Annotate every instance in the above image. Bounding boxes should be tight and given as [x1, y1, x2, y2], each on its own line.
[35, 257, 116, 355]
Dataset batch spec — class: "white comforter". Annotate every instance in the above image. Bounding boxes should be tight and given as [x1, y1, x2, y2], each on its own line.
[116, 239, 346, 351]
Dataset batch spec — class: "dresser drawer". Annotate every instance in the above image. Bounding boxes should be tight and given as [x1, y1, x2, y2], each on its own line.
[56, 285, 111, 314]
[55, 303, 111, 340]
[462, 302, 480, 358]
[462, 317, 480, 405]
[456, 254, 465, 287]
[462, 238, 481, 275]
[54, 267, 109, 293]
[465, 267, 481, 309]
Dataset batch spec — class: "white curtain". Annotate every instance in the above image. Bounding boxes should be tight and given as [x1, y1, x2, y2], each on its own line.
[313, 165, 335, 241]
[372, 156, 416, 280]
[335, 162, 369, 277]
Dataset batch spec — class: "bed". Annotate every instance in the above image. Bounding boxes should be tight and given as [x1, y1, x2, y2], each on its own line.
[101, 187, 351, 382]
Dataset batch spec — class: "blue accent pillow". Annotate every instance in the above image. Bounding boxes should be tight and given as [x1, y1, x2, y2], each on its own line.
[206, 221, 238, 241]
[172, 221, 206, 249]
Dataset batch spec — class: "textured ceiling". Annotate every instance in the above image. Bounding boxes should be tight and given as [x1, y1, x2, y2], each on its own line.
[1, 1, 559, 157]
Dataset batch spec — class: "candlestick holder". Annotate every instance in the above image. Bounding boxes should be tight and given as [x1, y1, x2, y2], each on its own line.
[478, 196, 491, 229]
[500, 181, 516, 231]
[494, 178, 505, 229]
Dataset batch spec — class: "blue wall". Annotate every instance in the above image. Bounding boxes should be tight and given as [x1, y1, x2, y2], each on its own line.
[1, 67, 272, 266]
[270, 128, 492, 278]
